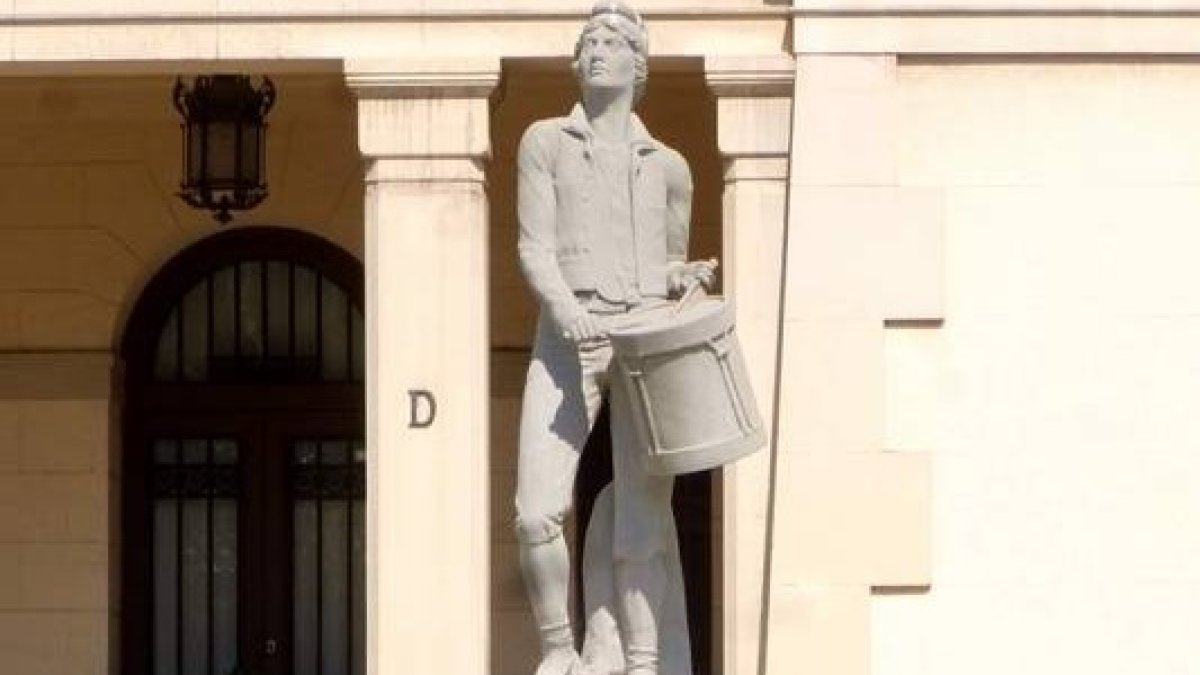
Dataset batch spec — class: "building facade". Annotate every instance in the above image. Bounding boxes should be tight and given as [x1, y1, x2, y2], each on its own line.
[0, 1, 1197, 674]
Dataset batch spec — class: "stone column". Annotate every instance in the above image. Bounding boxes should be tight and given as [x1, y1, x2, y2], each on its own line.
[704, 55, 795, 675]
[346, 58, 500, 675]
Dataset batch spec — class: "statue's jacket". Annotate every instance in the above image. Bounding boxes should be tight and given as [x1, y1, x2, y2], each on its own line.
[517, 103, 693, 331]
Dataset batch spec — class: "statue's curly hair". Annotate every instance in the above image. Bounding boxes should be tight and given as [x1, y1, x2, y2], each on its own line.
[573, 1, 649, 101]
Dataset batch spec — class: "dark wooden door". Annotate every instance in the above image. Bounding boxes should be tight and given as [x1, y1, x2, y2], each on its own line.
[121, 228, 366, 675]
[137, 410, 363, 675]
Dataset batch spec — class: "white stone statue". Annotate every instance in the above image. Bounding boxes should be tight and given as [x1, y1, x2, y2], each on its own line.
[513, 3, 716, 675]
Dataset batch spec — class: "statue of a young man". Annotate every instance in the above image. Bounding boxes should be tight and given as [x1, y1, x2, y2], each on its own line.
[513, 3, 712, 675]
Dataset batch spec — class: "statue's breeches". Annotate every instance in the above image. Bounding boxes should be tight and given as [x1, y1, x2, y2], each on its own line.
[514, 312, 675, 561]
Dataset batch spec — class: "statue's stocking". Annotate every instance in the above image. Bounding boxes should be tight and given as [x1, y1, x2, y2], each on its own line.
[520, 534, 579, 674]
[616, 553, 667, 675]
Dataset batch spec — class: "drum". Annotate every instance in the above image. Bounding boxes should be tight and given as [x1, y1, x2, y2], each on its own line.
[608, 296, 764, 476]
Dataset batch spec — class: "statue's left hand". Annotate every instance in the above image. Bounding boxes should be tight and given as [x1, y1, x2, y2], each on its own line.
[563, 313, 606, 345]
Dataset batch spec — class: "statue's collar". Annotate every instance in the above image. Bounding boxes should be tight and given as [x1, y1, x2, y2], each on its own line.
[561, 103, 656, 153]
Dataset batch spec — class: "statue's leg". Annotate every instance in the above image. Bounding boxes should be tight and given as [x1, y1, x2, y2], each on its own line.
[615, 554, 667, 675]
[519, 536, 578, 675]
[514, 316, 606, 675]
[609, 363, 682, 675]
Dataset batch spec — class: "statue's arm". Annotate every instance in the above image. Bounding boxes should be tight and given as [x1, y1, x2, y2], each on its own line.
[663, 148, 697, 293]
[664, 147, 693, 264]
[516, 121, 586, 333]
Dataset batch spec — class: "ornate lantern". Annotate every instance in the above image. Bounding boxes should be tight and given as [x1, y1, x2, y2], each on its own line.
[173, 75, 276, 224]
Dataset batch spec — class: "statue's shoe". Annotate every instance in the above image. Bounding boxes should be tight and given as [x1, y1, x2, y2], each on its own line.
[533, 649, 582, 675]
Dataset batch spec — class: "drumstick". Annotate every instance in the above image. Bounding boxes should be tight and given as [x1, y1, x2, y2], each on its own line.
[674, 282, 704, 315]
[674, 258, 718, 316]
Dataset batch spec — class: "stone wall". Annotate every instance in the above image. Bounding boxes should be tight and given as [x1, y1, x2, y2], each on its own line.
[871, 59, 1200, 675]
[0, 353, 115, 675]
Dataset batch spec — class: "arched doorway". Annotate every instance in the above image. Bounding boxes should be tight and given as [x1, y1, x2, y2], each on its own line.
[120, 228, 365, 675]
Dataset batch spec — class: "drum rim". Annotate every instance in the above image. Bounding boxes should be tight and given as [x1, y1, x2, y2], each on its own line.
[610, 297, 735, 359]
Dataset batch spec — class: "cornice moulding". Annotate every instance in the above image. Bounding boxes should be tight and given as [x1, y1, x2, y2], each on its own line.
[792, 1, 1200, 16]
[2, 7, 789, 25]
[792, 10, 1200, 54]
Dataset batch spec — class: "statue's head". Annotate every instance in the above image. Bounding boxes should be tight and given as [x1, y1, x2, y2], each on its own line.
[573, 1, 649, 101]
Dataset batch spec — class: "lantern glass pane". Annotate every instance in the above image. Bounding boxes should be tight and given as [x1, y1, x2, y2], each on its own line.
[186, 123, 204, 185]
[241, 123, 262, 184]
[206, 121, 239, 185]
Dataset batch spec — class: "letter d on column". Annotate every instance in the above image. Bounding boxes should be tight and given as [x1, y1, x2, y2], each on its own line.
[408, 389, 437, 428]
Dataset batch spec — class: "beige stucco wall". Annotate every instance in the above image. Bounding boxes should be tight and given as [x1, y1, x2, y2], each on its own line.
[0, 72, 362, 674]
[0, 353, 116, 675]
[0, 74, 362, 353]
[871, 59, 1200, 675]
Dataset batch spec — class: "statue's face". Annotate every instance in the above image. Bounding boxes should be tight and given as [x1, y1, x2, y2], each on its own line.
[576, 24, 637, 93]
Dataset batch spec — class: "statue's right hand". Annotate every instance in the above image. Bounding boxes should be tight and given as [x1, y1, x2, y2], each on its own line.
[563, 313, 605, 345]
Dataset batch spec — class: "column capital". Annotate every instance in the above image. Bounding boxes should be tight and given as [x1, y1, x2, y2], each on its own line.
[704, 55, 795, 163]
[704, 55, 795, 98]
[345, 58, 500, 161]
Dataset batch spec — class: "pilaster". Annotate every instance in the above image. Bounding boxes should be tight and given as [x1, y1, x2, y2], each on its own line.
[346, 57, 500, 675]
[704, 54, 794, 675]
[763, 53, 938, 675]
